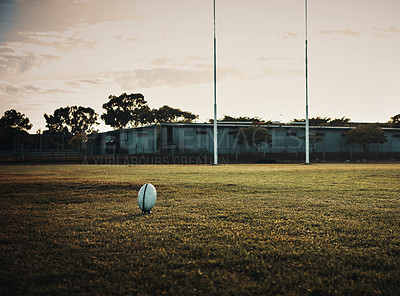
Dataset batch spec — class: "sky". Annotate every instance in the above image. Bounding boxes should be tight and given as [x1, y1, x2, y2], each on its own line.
[0, 0, 399, 133]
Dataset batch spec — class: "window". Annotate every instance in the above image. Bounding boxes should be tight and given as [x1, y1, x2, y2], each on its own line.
[287, 132, 297, 136]
[196, 130, 207, 135]
[393, 134, 400, 138]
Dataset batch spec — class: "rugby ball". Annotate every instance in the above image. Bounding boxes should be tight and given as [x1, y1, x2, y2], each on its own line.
[138, 183, 157, 213]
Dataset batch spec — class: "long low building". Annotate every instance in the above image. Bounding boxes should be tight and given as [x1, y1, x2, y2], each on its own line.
[94, 122, 400, 155]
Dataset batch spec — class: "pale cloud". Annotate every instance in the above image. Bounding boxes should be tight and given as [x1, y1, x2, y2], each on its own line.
[65, 77, 112, 88]
[0, 47, 14, 53]
[147, 56, 211, 67]
[115, 34, 139, 43]
[0, 81, 72, 96]
[0, 51, 60, 73]
[374, 26, 400, 33]
[278, 31, 298, 40]
[373, 26, 400, 37]
[148, 58, 176, 66]
[27, 29, 97, 51]
[316, 29, 362, 37]
[113, 65, 246, 89]
[0, 82, 36, 95]
[0, 20, 136, 77]
[0, 81, 44, 107]
[114, 68, 211, 89]
[7, 22, 100, 53]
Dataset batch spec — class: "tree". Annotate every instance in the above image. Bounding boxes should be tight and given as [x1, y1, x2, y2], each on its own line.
[44, 106, 98, 135]
[210, 115, 266, 123]
[346, 124, 387, 152]
[0, 109, 32, 151]
[44, 107, 71, 134]
[153, 105, 198, 123]
[388, 114, 400, 127]
[329, 117, 351, 126]
[69, 106, 99, 135]
[0, 109, 32, 131]
[293, 116, 352, 126]
[292, 117, 331, 125]
[101, 93, 151, 129]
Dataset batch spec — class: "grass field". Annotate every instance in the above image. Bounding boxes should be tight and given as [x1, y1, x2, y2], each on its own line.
[1, 163, 399, 295]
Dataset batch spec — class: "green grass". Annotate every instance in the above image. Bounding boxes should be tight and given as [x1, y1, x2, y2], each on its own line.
[1, 163, 399, 295]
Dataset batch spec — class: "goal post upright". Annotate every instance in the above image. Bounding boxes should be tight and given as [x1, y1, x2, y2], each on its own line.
[213, 0, 218, 165]
[305, 0, 310, 164]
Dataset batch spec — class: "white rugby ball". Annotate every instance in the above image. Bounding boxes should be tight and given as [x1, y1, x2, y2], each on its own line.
[138, 183, 157, 213]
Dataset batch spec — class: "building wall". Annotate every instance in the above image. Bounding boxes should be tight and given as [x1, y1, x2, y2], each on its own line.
[100, 125, 157, 154]
[100, 124, 400, 155]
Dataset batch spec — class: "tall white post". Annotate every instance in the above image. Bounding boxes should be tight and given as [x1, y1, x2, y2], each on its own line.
[213, 0, 218, 165]
[305, 0, 310, 164]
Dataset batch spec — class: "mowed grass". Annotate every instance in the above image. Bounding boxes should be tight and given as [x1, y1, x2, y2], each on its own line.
[0, 163, 399, 295]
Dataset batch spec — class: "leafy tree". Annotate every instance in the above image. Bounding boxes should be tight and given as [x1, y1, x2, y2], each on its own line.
[153, 105, 198, 123]
[293, 116, 352, 126]
[69, 106, 99, 135]
[388, 114, 400, 127]
[101, 93, 151, 129]
[292, 117, 331, 126]
[329, 117, 351, 126]
[44, 107, 71, 135]
[210, 115, 266, 123]
[0, 109, 32, 131]
[44, 106, 98, 135]
[0, 109, 32, 150]
[346, 124, 387, 152]
[313, 117, 326, 125]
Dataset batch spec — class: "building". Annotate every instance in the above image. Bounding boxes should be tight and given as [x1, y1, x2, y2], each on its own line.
[96, 122, 400, 156]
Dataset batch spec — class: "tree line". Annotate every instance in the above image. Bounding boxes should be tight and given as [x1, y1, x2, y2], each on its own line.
[0, 91, 399, 153]
[42, 93, 199, 135]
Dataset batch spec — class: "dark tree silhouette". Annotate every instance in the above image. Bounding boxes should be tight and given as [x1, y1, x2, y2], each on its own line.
[293, 116, 351, 126]
[69, 106, 99, 135]
[293, 117, 331, 125]
[0, 109, 32, 131]
[210, 115, 265, 123]
[329, 117, 351, 126]
[388, 114, 400, 127]
[0, 109, 32, 151]
[346, 124, 387, 152]
[153, 105, 198, 123]
[44, 107, 70, 134]
[101, 93, 151, 129]
[44, 106, 98, 135]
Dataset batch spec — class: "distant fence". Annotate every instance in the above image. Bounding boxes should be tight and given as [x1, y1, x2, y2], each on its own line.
[0, 133, 101, 160]
[0, 150, 80, 158]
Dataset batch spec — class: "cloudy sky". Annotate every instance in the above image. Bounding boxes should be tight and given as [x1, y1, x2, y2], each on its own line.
[1, 0, 399, 132]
